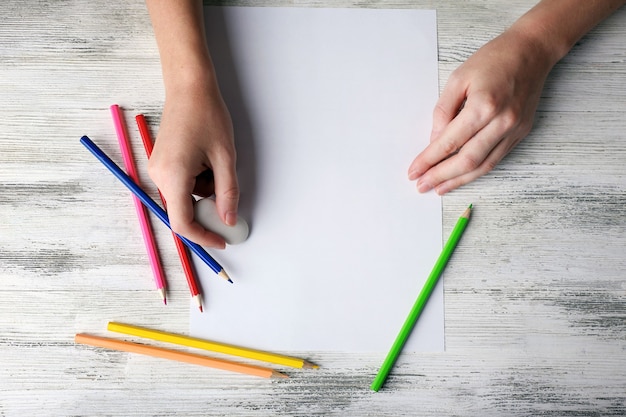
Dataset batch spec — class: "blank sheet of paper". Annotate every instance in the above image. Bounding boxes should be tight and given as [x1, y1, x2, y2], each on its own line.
[190, 7, 442, 352]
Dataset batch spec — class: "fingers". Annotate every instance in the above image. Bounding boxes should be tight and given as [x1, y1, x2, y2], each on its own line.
[410, 92, 529, 195]
[152, 170, 227, 249]
[414, 119, 525, 195]
[163, 153, 238, 246]
[408, 94, 492, 182]
[416, 107, 508, 189]
[432, 135, 519, 195]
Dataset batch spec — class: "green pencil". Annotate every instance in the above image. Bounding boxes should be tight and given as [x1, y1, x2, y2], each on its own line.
[371, 204, 473, 392]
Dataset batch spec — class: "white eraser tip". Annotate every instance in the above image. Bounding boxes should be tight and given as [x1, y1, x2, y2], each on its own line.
[193, 198, 249, 245]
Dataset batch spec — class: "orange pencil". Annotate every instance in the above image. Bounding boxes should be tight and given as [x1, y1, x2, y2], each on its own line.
[75, 334, 288, 379]
[135, 114, 203, 312]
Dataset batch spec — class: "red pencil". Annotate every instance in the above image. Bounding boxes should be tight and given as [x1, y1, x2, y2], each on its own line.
[135, 114, 204, 312]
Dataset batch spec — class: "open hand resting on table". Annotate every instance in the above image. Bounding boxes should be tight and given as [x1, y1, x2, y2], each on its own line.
[408, 0, 625, 195]
[407, 27, 553, 195]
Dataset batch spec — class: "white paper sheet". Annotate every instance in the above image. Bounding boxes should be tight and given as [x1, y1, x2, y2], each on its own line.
[189, 7, 442, 352]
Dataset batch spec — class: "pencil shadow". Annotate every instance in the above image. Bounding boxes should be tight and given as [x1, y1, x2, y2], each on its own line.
[204, 7, 258, 233]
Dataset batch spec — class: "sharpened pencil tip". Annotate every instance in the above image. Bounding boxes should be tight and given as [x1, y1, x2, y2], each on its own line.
[193, 294, 203, 312]
[468, 203, 473, 209]
[302, 361, 320, 369]
[218, 269, 233, 283]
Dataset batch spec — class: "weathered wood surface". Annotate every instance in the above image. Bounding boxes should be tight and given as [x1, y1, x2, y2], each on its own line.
[1, 1, 624, 415]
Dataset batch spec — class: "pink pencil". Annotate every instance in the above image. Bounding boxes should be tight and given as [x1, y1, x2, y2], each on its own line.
[110, 104, 167, 304]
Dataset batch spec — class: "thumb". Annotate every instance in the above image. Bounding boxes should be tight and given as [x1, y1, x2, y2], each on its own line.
[211, 156, 240, 227]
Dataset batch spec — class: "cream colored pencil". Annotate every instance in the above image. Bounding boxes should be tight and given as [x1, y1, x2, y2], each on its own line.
[75, 334, 288, 379]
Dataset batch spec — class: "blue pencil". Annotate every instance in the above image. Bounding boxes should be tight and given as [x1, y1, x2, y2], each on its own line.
[80, 135, 232, 284]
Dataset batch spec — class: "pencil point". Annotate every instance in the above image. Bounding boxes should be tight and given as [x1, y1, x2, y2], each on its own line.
[461, 204, 473, 219]
[272, 371, 289, 379]
[302, 361, 320, 369]
[193, 294, 203, 312]
[218, 269, 234, 283]
[217, 269, 233, 284]
[158, 288, 167, 305]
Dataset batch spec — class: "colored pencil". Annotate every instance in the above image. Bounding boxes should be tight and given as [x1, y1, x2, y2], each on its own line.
[108, 321, 319, 369]
[110, 104, 167, 304]
[371, 204, 473, 392]
[80, 135, 232, 283]
[75, 333, 287, 379]
[135, 114, 204, 312]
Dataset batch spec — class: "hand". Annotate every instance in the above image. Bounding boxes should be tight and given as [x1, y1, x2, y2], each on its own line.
[408, 28, 556, 194]
[148, 84, 239, 248]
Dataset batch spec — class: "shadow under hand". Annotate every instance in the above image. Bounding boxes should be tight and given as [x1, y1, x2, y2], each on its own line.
[204, 7, 258, 234]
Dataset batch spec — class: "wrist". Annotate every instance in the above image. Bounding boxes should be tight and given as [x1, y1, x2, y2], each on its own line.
[506, 18, 568, 70]
[506, 0, 625, 67]
[162, 57, 221, 97]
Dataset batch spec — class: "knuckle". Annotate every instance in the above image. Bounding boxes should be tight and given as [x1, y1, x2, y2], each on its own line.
[481, 157, 499, 174]
[433, 102, 453, 120]
[220, 185, 240, 202]
[480, 97, 499, 121]
[519, 120, 533, 137]
[459, 153, 482, 172]
[499, 108, 521, 131]
[147, 158, 164, 184]
[447, 70, 462, 87]
[210, 140, 237, 161]
[169, 220, 190, 239]
[441, 139, 460, 156]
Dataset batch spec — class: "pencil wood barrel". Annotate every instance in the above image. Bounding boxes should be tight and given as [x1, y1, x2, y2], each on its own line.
[1, 1, 625, 415]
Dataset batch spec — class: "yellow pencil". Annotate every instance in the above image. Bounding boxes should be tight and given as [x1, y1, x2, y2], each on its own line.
[107, 322, 319, 369]
[75, 334, 287, 379]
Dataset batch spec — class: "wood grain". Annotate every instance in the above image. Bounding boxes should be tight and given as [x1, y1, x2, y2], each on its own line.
[1, 1, 624, 415]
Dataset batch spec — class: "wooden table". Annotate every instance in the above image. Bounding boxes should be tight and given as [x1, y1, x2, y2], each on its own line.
[1, 1, 624, 415]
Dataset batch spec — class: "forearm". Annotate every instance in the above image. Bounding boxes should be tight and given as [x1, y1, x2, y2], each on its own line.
[509, 0, 625, 66]
[145, 0, 218, 94]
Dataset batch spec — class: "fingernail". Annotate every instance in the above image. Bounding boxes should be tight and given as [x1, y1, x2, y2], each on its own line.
[225, 211, 237, 226]
[409, 169, 424, 181]
[417, 179, 432, 193]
